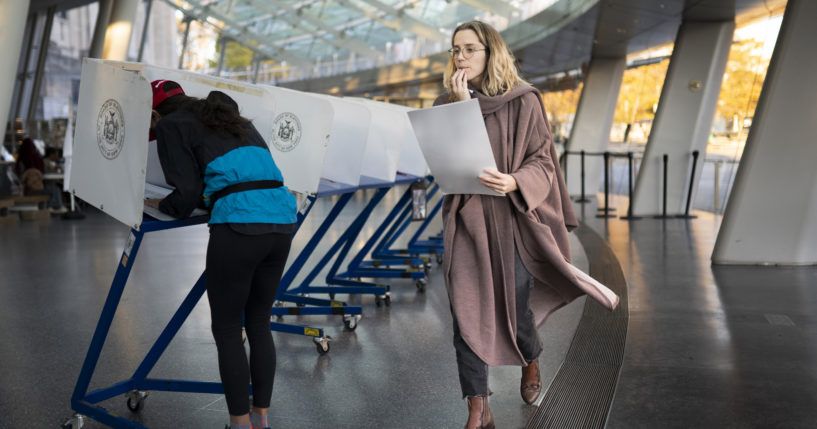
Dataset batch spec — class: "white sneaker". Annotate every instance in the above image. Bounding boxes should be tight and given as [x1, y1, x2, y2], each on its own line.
[50, 207, 68, 214]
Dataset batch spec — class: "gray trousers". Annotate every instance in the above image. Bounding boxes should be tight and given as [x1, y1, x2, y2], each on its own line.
[451, 244, 543, 398]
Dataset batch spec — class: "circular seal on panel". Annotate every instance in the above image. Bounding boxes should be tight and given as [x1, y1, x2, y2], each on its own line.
[96, 99, 125, 160]
[271, 112, 302, 152]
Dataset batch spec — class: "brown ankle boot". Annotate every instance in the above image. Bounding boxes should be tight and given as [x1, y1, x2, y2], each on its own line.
[464, 396, 495, 429]
[521, 359, 542, 405]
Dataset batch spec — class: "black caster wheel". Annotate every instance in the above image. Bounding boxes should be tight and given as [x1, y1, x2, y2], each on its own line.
[61, 414, 84, 429]
[343, 315, 360, 330]
[375, 293, 392, 307]
[314, 337, 331, 355]
[416, 279, 427, 293]
[127, 397, 143, 412]
[126, 390, 148, 412]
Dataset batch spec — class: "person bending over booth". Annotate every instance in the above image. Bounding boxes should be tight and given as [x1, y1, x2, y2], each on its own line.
[146, 80, 297, 429]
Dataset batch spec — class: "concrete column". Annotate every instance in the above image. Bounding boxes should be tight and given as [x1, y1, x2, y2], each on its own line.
[216, 37, 227, 76]
[26, 6, 55, 123]
[631, 20, 734, 216]
[13, 12, 37, 121]
[137, 0, 153, 62]
[0, 0, 31, 145]
[89, 0, 113, 58]
[713, 0, 817, 265]
[565, 57, 625, 197]
[252, 56, 262, 84]
[178, 17, 192, 69]
[101, 0, 140, 60]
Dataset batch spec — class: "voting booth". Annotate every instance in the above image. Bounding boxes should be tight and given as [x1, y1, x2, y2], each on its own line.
[260, 85, 333, 194]
[71, 59, 336, 230]
[66, 59, 440, 428]
[279, 97, 435, 300]
[347, 98, 429, 178]
[66, 59, 343, 428]
[315, 94, 371, 187]
[70, 60, 152, 229]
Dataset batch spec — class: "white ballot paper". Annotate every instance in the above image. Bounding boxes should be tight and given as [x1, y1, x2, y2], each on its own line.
[407, 99, 502, 196]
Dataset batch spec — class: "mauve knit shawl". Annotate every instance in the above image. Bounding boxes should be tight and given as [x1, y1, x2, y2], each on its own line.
[435, 85, 618, 366]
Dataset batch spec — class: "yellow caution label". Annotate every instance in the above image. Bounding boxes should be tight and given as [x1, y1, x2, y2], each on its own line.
[121, 255, 128, 267]
[304, 327, 320, 337]
[330, 301, 343, 307]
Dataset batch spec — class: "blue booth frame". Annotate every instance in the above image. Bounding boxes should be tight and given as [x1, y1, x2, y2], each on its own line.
[66, 210, 344, 428]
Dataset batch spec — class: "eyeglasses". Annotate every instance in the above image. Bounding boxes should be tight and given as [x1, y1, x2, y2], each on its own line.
[448, 47, 486, 59]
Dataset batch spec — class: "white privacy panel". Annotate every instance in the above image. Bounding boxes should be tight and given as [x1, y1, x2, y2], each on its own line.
[114, 62, 277, 141]
[71, 59, 152, 229]
[376, 102, 429, 178]
[314, 94, 370, 187]
[346, 98, 405, 182]
[262, 86, 334, 195]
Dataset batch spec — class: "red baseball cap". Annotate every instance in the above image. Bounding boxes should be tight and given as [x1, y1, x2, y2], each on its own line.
[151, 79, 185, 109]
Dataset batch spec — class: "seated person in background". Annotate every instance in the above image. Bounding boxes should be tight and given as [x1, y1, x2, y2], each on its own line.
[42, 147, 66, 213]
[16, 138, 45, 196]
[19, 167, 44, 196]
[15, 137, 44, 176]
[15, 138, 65, 212]
[43, 147, 62, 174]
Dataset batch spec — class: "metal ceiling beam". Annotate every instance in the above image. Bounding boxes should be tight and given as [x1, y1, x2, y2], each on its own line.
[243, 0, 383, 58]
[237, 0, 325, 25]
[457, 0, 521, 17]
[337, 0, 448, 42]
[160, 0, 313, 69]
[244, 3, 379, 46]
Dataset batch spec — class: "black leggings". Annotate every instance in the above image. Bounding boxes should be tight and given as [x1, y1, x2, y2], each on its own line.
[206, 225, 292, 416]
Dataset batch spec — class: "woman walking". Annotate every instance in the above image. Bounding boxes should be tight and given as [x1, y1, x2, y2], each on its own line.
[435, 21, 619, 429]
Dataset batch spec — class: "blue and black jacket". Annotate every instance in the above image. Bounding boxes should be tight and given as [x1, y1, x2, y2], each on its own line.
[154, 109, 297, 230]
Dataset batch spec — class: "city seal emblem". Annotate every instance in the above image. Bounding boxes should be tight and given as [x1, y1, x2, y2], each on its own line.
[96, 99, 125, 160]
[271, 112, 301, 152]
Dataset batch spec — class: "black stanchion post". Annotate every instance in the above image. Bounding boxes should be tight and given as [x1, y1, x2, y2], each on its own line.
[677, 150, 700, 219]
[597, 151, 616, 218]
[574, 150, 590, 203]
[654, 154, 670, 218]
[620, 151, 641, 220]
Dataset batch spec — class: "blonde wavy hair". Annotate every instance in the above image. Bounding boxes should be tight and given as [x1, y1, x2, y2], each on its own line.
[443, 20, 527, 99]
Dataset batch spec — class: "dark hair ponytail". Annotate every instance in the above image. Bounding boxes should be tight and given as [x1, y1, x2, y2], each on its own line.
[154, 85, 251, 141]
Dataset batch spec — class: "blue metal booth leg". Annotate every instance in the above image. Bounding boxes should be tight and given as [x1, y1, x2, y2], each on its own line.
[69, 217, 233, 428]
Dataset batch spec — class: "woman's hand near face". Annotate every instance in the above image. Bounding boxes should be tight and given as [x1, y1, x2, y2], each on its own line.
[479, 168, 518, 195]
[451, 69, 470, 102]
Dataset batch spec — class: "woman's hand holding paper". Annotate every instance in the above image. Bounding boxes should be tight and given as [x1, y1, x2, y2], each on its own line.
[479, 168, 517, 195]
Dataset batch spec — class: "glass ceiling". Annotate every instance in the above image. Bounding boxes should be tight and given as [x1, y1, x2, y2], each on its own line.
[160, 0, 558, 78]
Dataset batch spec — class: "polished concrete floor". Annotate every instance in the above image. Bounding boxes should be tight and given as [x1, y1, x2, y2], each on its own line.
[0, 186, 586, 428]
[2, 188, 817, 428]
[578, 196, 817, 429]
